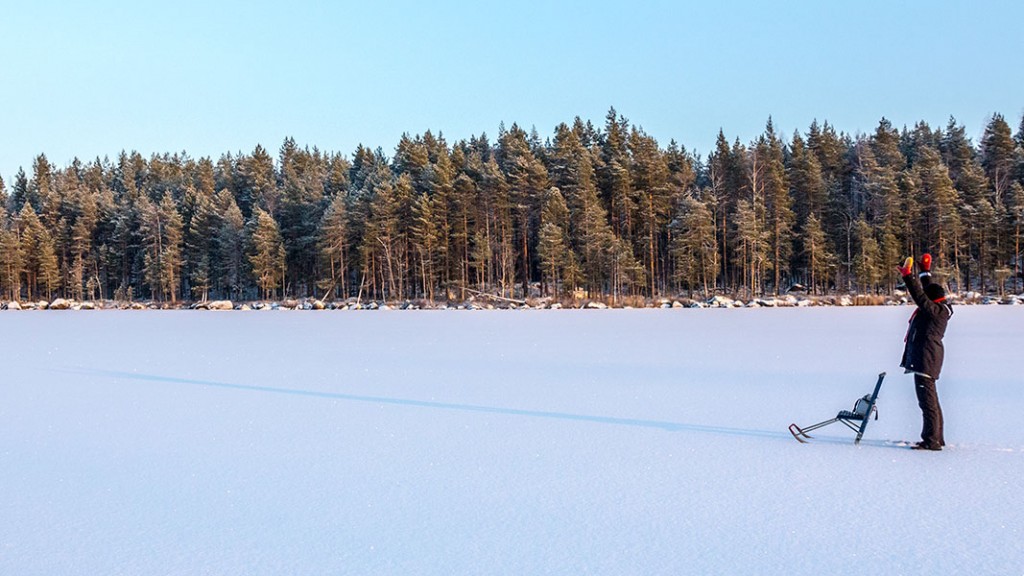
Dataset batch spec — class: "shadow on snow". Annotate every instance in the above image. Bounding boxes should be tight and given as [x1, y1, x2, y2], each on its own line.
[56, 367, 897, 447]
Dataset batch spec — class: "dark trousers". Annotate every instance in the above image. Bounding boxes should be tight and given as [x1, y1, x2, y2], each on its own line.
[914, 374, 945, 447]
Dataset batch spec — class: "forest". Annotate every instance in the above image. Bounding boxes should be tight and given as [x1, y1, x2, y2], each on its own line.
[1, 109, 1022, 305]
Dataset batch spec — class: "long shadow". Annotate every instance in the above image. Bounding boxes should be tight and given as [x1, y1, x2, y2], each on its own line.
[60, 367, 834, 443]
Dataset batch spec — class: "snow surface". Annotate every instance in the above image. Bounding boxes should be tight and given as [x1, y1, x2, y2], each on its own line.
[1, 306, 1022, 575]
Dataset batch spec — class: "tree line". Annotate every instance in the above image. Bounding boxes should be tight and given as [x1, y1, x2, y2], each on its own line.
[1, 109, 1023, 304]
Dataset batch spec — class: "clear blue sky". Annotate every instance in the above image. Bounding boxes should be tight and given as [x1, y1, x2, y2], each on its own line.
[2, 0, 1022, 182]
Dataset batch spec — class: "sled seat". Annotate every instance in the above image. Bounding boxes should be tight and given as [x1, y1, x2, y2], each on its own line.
[789, 373, 886, 444]
[836, 395, 875, 421]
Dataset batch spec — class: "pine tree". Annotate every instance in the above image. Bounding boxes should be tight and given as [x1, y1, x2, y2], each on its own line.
[68, 187, 98, 301]
[247, 207, 285, 300]
[914, 147, 961, 275]
[733, 198, 768, 297]
[670, 195, 717, 297]
[317, 193, 350, 300]
[761, 120, 794, 294]
[498, 124, 548, 296]
[0, 204, 22, 300]
[537, 187, 576, 297]
[139, 192, 183, 302]
[853, 218, 882, 292]
[629, 127, 673, 296]
[802, 213, 834, 294]
[707, 133, 741, 291]
[182, 186, 220, 301]
[428, 146, 455, 298]
[549, 123, 615, 298]
[238, 144, 279, 217]
[363, 175, 401, 300]
[216, 191, 246, 299]
[410, 190, 441, 301]
[1008, 182, 1024, 293]
[869, 118, 907, 230]
[451, 173, 477, 300]
[18, 203, 59, 300]
[599, 108, 636, 242]
[480, 155, 514, 297]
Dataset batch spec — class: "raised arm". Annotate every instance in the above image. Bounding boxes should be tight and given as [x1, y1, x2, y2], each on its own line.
[898, 254, 945, 316]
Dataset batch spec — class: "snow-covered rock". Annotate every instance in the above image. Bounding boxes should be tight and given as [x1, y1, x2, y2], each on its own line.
[208, 300, 233, 311]
[707, 296, 735, 308]
[5, 301, 22, 310]
[586, 301, 608, 309]
[49, 298, 73, 310]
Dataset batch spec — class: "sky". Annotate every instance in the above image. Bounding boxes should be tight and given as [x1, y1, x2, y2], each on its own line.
[2, 0, 1023, 182]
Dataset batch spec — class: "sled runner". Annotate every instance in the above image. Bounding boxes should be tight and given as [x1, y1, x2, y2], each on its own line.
[789, 372, 886, 444]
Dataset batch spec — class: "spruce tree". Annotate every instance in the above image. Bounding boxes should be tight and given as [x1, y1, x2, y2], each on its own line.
[981, 114, 1016, 209]
[11, 169, 29, 212]
[279, 143, 326, 297]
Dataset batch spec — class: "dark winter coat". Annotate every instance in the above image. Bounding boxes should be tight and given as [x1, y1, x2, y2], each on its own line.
[900, 272, 953, 380]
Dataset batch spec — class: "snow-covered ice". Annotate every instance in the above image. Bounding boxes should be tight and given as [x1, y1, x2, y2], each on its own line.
[1, 307, 1022, 575]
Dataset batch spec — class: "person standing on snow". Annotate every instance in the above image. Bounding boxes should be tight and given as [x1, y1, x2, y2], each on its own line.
[897, 253, 953, 451]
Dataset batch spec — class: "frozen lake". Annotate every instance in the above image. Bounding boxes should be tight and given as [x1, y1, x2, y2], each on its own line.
[2, 307, 1022, 574]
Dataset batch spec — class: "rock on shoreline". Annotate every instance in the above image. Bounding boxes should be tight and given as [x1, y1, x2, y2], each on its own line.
[1, 293, 1021, 312]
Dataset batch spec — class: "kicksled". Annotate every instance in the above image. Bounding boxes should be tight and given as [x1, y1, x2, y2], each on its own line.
[789, 372, 886, 444]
